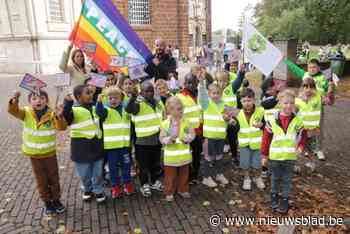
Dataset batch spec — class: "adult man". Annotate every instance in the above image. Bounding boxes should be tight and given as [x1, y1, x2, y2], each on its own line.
[144, 39, 177, 81]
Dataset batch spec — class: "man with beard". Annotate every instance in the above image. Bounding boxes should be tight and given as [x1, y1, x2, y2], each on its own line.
[145, 39, 177, 81]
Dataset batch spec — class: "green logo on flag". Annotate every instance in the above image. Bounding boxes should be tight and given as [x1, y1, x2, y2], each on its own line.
[248, 34, 266, 54]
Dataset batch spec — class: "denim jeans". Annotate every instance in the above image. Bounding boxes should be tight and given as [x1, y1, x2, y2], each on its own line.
[106, 148, 131, 187]
[269, 160, 295, 198]
[75, 159, 104, 194]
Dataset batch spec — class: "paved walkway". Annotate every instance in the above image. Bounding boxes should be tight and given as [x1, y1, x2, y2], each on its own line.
[0, 74, 349, 233]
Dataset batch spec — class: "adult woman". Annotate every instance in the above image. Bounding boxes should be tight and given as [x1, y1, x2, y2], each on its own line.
[59, 44, 89, 88]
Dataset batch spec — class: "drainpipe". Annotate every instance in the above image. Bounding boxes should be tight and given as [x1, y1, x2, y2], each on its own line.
[27, 0, 42, 73]
[176, 0, 180, 50]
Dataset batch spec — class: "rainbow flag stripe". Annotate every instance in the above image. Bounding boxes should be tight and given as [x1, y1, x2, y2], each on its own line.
[69, 0, 151, 71]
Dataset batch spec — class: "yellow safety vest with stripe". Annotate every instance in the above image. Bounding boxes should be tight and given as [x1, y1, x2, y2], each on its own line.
[161, 119, 192, 167]
[132, 101, 163, 138]
[268, 115, 303, 160]
[295, 94, 321, 130]
[203, 100, 227, 139]
[237, 107, 265, 150]
[22, 107, 56, 156]
[229, 72, 237, 82]
[303, 72, 328, 96]
[222, 85, 237, 108]
[264, 104, 280, 122]
[103, 107, 131, 149]
[70, 106, 102, 139]
[177, 93, 202, 129]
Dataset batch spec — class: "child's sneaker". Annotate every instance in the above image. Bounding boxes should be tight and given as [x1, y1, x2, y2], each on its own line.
[316, 151, 325, 161]
[261, 166, 269, 178]
[44, 201, 56, 215]
[140, 184, 152, 197]
[150, 180, 163, 191]
[271, 193, 278, 212]
[165, 195, 174, 202]
[202, 176, 217, 188]
[277, 198, 289, 214]
[215, 174, 229, 185]
[95, 193, 106, 203]
[242, 176, 251, 191]
[178, 192, 191, 199]
[82, 191, 93, 201]
[253, 176, 265, 190]
[52, 200, 65, 214]
[305, 161, 316, 172]
[111, 186, 122, 199]
[124, 183, 135, 195]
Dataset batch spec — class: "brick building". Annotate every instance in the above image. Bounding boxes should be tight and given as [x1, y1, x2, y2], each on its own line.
[113, 0, 211, 58]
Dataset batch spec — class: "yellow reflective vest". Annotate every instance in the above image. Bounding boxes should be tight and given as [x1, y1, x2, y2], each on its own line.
[237, 107, 265, 150]
[203, 100, 227, 139]
[177, 93, 202, 129]
[22, 107, 56, 156]
[161, 118, 192, 167]
[222, 85, 237, 108]
[70, 106, 102, 139]
[295, 94, 321, 130]
[268, 115, 304, 160]
[103, 107, 131, 149]
[132, 101, 163, 138]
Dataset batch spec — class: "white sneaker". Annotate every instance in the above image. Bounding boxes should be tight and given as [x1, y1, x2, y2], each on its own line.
[317, 151, 325, 160]
[150, 180, 163, 191]
[305, 162, 316, 172]
[242, 176, 251, 191]
[253, 176, 265, 190]
[216, 174, 229, 185]
[140, 184, 152, 197]
[202, 177, 218, 188]
[165, 195, 174, 202]
[224, 144, 230, 153]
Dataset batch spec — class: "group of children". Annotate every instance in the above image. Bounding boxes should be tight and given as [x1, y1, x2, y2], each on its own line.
[8, 57, 333, 215]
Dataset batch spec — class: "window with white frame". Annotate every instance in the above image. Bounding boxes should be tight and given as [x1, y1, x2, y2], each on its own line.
[48, 0, 64, 22]
[128, 0, 150, 25]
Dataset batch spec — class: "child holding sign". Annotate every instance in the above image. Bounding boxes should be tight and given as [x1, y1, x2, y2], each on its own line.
[198, 81, 233, 188]
[63, 85, 106, 203]
[8, 90, 66, 215]
[159, 97, 195, 201]
[96, 87, 134, 198]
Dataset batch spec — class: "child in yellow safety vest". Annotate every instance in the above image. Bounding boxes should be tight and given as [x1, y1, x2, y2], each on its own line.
[63, 85, 106, 203]
[96, 87, 135, 199]
[8, 90, 66, 215]
[198, 81, 234, 188]
[295, 78, 322, 171]
[125, 81, 164, 197]
[159, 96, 195, 202]
[261, 89, 308, 214]
[232, 88, 266, 191]
[215, 66, 246, 166]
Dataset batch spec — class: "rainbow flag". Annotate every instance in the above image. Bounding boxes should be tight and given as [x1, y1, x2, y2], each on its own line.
[69, 0, 152, 72]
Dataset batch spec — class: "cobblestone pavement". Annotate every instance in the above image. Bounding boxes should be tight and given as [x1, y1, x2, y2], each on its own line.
[0, 74, 349, 233]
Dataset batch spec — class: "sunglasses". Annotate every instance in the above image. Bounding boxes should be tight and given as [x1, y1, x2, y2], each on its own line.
[303, 84, 315, 88]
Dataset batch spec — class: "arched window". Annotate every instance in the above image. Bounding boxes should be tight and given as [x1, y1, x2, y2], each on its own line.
[128, 0, 150, 25]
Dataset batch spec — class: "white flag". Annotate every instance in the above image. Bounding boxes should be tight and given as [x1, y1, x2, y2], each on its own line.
[243, 21, 283, 77]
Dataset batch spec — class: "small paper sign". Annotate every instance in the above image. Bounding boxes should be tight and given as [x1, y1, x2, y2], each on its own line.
[128, 64, 147, 80]
[87, 73, 107, 88]
[54, 73, 71, 87]
[110, 56, 126, 67]
[82, 42, 97, 54]
[20, 73, 47, 94]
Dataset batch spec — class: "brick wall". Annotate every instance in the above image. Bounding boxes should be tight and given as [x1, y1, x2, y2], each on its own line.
[112, 0, 190, 57]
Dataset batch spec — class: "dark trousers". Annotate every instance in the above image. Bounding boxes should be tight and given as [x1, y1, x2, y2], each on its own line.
[106, 148, 131, 187]
[189, 135, 203, 180]
[30, 156, 61, 202]
[270, 160, 295, 198]
[135, 145, 162, 186]
[227, 125, 238, 160]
